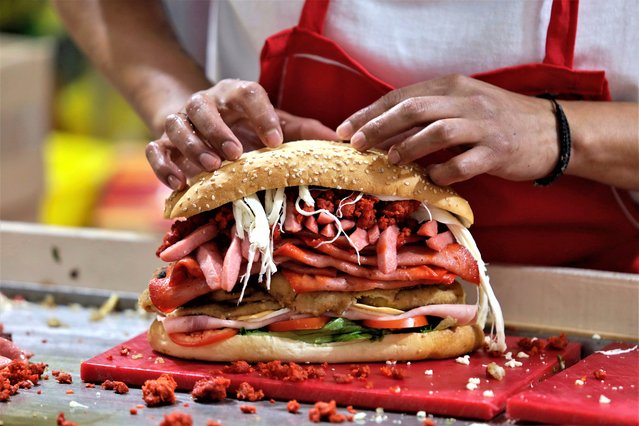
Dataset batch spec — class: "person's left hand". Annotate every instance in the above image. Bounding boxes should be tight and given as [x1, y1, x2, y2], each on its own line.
[336, 75, 558, 186]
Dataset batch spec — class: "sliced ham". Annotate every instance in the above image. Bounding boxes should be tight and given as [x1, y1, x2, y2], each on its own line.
[367, 224, 380, 245]
[297, 239, 479, 284]
[377, 225, 399, 274]
[196, 242, 223, 291]
[281, 270, 455, 293]
[160, 222, 218, 262]
[417, 220, 438, 237]
[340, 219, 356, 231]
[168, 257, 204, 287]
[149, 276, 210, 313]
[317, 212, 334, 225]
[161, 309, 293, 333]
[284, 200, 302, 232]
[221, 234, 242, 291]
[278, 262, 338, 277]
[426, 230, 455, 252]
[349, 227, 369, 251]
[304, 215, 319, 233]
[275, 243, 456, 282]
[341, 303, 477, 325]
[320, 223, 336, 238]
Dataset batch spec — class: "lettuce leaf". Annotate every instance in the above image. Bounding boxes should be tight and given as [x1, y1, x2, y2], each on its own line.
[240, 318, 433, 345]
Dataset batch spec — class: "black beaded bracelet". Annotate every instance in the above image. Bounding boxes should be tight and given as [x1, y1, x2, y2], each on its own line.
[534, 94, 572, 187]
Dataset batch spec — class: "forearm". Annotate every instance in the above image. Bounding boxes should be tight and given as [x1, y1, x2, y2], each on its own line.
[53, 0, 211, 136]
[562, 101, 639, 190]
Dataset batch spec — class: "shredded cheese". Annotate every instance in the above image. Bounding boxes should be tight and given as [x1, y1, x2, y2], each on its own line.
[428, 206, 507, 353]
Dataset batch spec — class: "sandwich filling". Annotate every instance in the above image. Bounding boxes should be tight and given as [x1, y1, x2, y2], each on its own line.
[142, 186, 506, 352]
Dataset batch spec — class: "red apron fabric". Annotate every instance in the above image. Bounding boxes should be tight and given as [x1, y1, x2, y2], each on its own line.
[259, 0, 639, 273]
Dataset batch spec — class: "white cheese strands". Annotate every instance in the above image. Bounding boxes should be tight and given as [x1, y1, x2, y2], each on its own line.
[232, 194, 277, 302]
[424, 205, 507, 352]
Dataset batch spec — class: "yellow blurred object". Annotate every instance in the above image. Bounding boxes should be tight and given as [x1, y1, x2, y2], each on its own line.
[40, 131, 115, 226]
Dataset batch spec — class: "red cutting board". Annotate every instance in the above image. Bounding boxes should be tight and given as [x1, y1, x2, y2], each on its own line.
[507, 343, 639, 426]
[81, 333, 580, 420]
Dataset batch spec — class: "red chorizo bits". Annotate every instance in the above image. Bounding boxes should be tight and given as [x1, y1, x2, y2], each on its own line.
[142, 373, 177, 407]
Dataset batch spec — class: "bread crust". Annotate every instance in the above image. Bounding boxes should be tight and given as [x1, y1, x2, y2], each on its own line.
[164, 140, 473, 226]
[148, 319, 484, 363]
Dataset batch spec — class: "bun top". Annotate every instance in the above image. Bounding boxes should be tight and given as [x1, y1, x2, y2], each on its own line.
[164, 140, 473, 226]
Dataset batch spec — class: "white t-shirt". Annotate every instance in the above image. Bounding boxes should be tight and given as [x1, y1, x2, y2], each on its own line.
[190, 0, 638, 102]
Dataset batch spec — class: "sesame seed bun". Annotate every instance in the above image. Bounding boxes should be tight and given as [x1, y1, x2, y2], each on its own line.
[164, 140, 474, 227]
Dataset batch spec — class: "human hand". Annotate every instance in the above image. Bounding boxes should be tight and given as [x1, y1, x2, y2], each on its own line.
[336, 75, 558, 186]
[146, 79, 337, 190]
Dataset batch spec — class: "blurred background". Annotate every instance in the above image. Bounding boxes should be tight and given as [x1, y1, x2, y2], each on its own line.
[0, 0, 171, 233]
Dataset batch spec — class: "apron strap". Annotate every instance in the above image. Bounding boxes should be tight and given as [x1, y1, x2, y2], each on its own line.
[298, 0, 331, 34]
[543, 0, 579, 69]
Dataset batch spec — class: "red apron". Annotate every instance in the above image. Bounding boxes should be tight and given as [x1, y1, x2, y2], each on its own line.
[259, 0, 639, 273]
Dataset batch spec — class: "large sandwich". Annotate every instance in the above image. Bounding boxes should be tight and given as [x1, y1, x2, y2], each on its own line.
[139, 140, 506, 362]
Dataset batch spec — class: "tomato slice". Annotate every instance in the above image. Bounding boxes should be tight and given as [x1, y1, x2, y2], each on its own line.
[168, 328, 237, 347]
[267, 316, 330, 332]
[362, 315, 428, 329]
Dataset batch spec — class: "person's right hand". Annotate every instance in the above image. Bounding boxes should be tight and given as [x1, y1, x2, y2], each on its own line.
[146, 79, 337, 190]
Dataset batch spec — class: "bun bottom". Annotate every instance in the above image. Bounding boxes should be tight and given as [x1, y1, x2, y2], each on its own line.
[148, 319, 484, 363]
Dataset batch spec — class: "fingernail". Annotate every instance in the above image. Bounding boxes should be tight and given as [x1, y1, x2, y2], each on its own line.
[199, 153, 220, 171]
[336, 121, 353, 139]
[388, 149, 400, 165]
[221, 141, 242, 160]
[167, 175, 181, 190]
[264, 128, 283, 147]
[351, 131, 366, 150]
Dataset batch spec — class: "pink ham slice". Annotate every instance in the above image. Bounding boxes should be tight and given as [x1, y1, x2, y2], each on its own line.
[427, 230, 455, 252]
[417, 220, 438, 237]
[377, 225, 399, 274]
[196, 242, 223, 291]
[297, 238, 480, 285]
[275, 243, 456, 282]
[284, 200, 302, 232]
[317, 212, 334, 225]
[304, 215, 319, 233]
[149, 276, 210, 313]
[367, 224, 380, 245]
[159, 222, 218, 262]
[221, 234, 242, 292]
[320, 223, 337, 238]
[342, 303, 477, 325]
[349, 227, 369, 251]
[340, 219, 356, 231]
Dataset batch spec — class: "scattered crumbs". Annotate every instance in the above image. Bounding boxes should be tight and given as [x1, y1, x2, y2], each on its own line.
[592, 333, 602, 340]
[456, 355, 470, 365]
[416, 411, 426, 419]
[466, 377, 481, 391]
[47, 317, 63, 328]
[486, 362, 506, 381]
[599, 395, 611, 404]
[69, 401, 88, 409]
[504, 352, 513, 360]
[575, 379, 585, 386]
[424, 369, 433, 376]
[353, 412, 366, 421]
[516, 352, 530, 359]
[65, 390, 74, 395]
[154, 357, 165, 364]
[505, 359, 523, 368]
[129, 408, 137, 415]
[482, 390, 494, 398]
[131, 354, 143, 360]
[385, 360, 397, 365]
